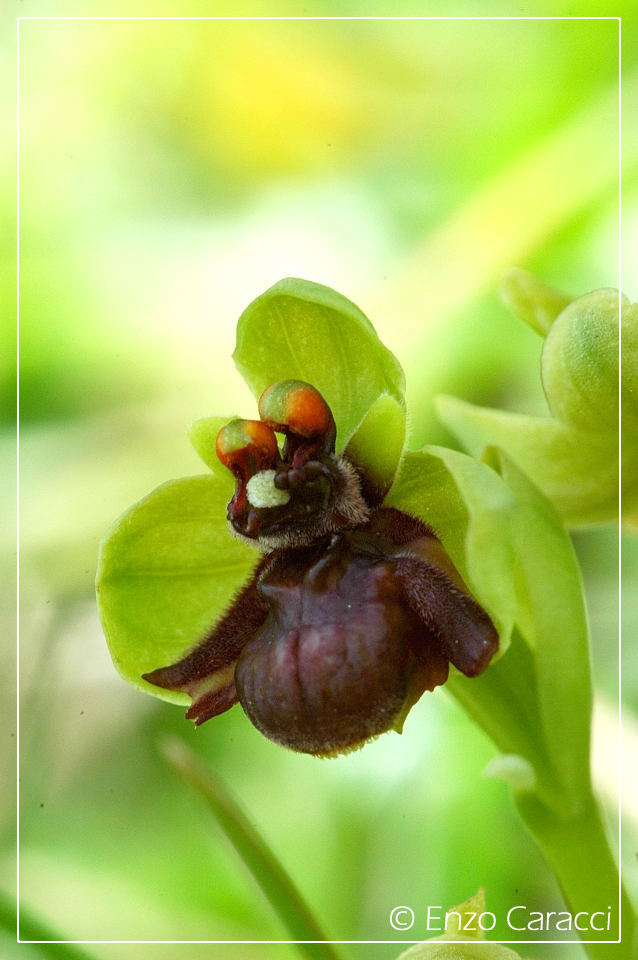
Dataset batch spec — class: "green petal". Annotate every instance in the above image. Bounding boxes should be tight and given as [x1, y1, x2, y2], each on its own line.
[500, 267, 572, 337]
[188, 415, 238, 483]
[386, 447, 516, 649]
[384, 449, 574, 804]
[96, 475, 258, 704]
[437, 395, 621, 526]
[344, 394, 406, 500]
[233, 277, 405, 449]
[541, 288, 621, 433]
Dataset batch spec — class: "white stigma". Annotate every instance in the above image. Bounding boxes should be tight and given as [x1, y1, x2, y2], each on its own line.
[246, 470, 291, 508]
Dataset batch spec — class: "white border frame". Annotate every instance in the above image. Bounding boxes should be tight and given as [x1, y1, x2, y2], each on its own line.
[15, 13, 624, 950]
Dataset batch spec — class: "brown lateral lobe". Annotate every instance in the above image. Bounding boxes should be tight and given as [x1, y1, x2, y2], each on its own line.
[142, 554, 273, 694]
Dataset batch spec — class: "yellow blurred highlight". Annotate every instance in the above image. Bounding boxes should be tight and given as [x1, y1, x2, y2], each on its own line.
[186, 27, 366, 175]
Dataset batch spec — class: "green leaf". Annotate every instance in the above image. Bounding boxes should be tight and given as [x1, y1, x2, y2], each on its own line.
[541, 288, 621, 433]
[385, 447, 516, 648]
[344, 394, 406, 500]
[96, 475, 258, 704]
[487, 449, 591, 807]
[1, 890, 98, 960]
[437, 395, 621, 526]
[233, 277, 405, 449]
[514, 792, 630, 946]
[500, 267, 572, 337]
[188, 415, 238, 482]
[161, 738, 344, 960]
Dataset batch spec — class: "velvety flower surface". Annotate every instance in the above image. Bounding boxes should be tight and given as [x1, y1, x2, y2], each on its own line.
[97, 279, 507, 756]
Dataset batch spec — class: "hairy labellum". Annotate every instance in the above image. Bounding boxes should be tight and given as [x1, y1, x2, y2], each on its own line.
[144, 380, 499, 756]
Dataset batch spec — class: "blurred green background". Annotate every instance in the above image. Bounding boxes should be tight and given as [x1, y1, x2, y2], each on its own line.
[6, 4, 636, 959]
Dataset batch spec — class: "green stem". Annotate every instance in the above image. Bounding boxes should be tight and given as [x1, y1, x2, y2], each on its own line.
[160, 737, 346, 960]
[0, 890, 97, 960]
[516, 791, 635, 960]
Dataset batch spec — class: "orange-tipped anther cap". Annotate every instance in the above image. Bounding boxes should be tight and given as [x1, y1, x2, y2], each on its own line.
[258, 380, 334, 439]
[216, 419, 278, 477]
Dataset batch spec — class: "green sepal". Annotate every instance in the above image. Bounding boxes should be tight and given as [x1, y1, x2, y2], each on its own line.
[387, 441, 593, 810]
[500, 267, 572, 336]
[233, 277, 405, 449]
[437, 395, 622, 526]
[96, 475, 258, 704]
[448, 629, 561, 810]
[188, 415, 239, 483]
[385, 446, 516, 651]
[344, 394, 406, 499]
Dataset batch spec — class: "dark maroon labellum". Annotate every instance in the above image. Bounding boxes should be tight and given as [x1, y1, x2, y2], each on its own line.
[143, 381, 499, 756]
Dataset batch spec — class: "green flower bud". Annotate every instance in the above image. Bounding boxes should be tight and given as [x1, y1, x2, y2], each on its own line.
[541, 288, 622, 434]
[440, 274, 636, 525]
[396, 942, 524, 959]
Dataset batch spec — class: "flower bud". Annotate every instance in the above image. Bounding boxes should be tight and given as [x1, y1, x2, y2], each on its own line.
[541, 289, 622, 434]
